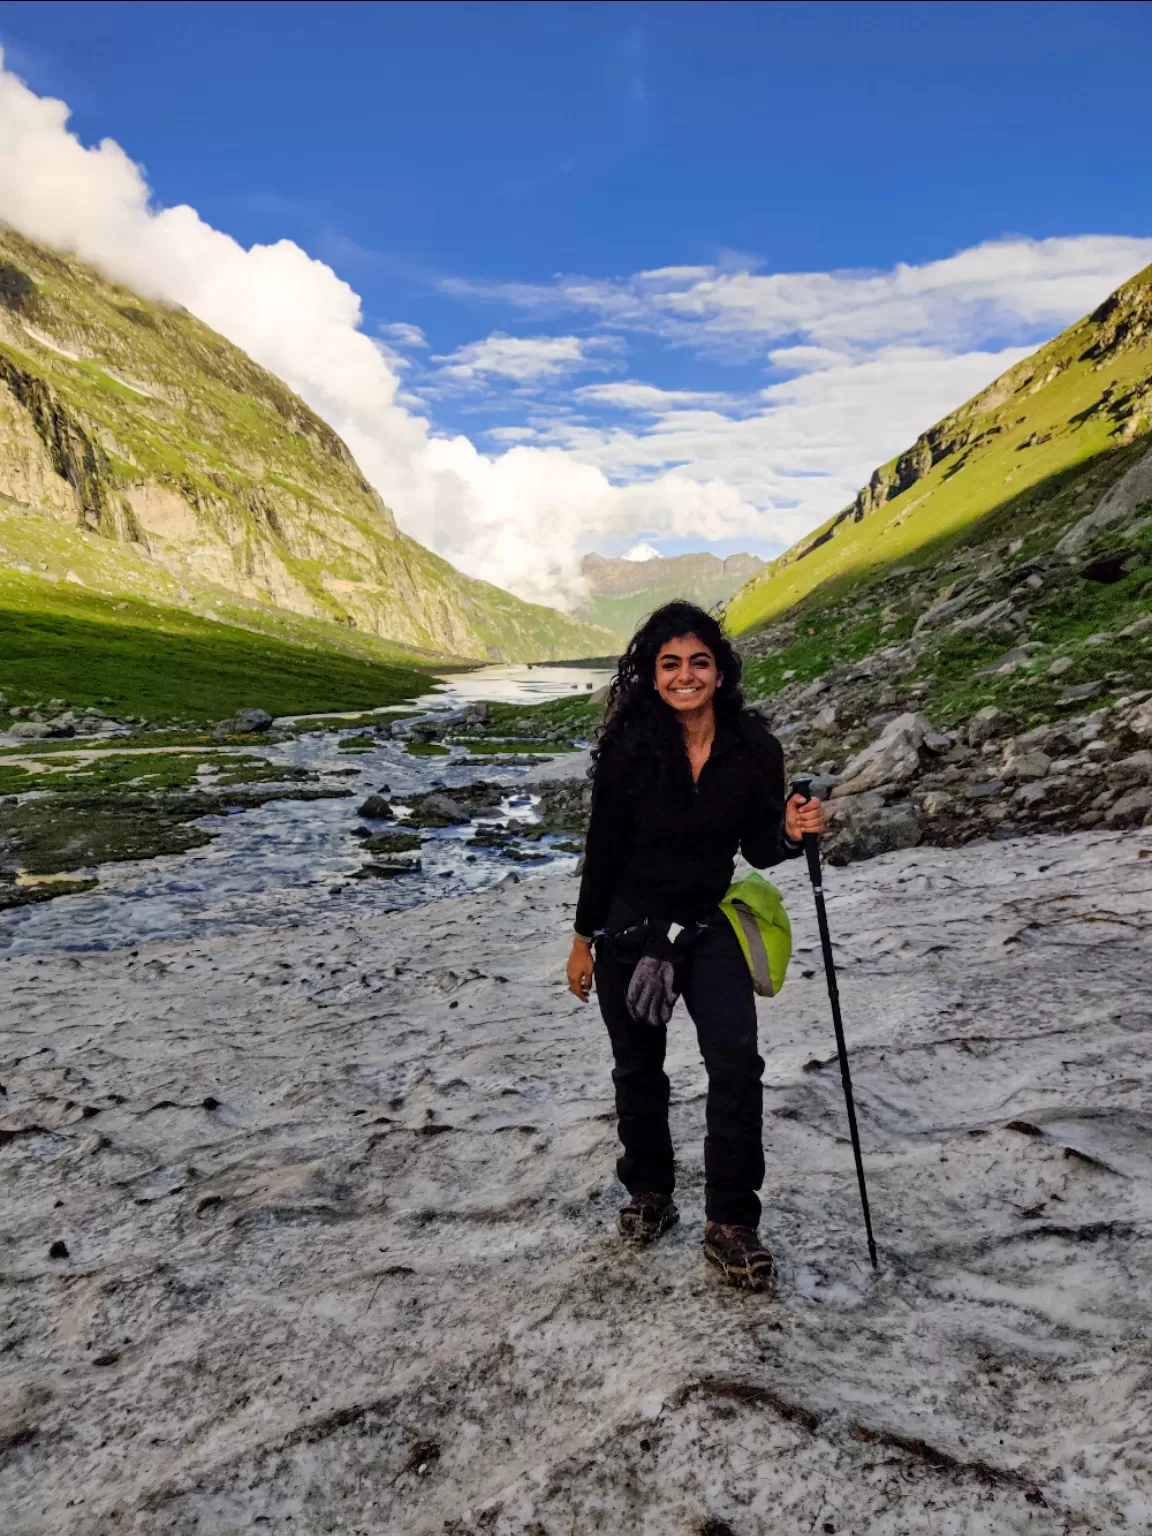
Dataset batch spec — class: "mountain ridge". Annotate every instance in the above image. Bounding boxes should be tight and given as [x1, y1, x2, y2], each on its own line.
[576, 548, 764, 643]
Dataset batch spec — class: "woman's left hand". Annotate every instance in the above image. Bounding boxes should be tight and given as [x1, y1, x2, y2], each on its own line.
[785, 793, 825, 841]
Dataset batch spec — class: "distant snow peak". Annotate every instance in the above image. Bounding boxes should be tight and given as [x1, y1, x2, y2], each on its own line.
[622, 542, 661, 562]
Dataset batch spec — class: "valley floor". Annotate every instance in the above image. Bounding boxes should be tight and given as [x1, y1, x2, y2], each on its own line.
[2, 829, 1151, 1534]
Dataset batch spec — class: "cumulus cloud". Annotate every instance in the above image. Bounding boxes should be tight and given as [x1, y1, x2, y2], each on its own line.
[0, 52, 1149, 611]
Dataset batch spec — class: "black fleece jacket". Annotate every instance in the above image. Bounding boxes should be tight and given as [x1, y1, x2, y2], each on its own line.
[574, 709, 801, 937]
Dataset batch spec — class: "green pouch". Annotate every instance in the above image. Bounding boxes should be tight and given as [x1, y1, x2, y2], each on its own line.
[719, 872, 792, 997]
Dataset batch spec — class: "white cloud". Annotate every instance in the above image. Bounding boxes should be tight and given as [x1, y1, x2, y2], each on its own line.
[485, 425, 538, 443]
[444, 235, 1152, 360]
[432, 331, 617, 385]
[622, 542, 660, 561]
[575, 381, 735, 412]
[0, 53, 1149, 613]
[379, 321, 427, 348]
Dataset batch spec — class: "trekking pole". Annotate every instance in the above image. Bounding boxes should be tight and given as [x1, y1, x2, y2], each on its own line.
[791, 777, 879, 1270]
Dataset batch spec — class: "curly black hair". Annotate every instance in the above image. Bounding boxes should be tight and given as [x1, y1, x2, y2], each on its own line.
[592, 601, 746, 785]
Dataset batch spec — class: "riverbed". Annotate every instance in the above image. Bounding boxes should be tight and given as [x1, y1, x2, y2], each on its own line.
[0, 664, 612, 956]
[3, 826, 1150, 1533]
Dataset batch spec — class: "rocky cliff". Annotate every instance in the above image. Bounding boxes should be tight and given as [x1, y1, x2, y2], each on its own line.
[0, 228, 612, 663]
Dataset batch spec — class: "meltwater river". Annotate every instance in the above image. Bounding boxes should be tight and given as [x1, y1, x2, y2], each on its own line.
[1, 663, 612, 955]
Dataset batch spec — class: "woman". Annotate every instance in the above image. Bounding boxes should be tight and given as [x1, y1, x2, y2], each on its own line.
[566, 601, 825, 1291]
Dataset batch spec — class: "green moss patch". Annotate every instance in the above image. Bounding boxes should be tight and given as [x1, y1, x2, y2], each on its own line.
[404, 741, 451, 757]
[361, 829, 423, 854]
[0, 877, 99, 911]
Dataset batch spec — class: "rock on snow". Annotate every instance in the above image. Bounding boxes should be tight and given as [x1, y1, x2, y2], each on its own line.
[2, 827, 1152, 1533]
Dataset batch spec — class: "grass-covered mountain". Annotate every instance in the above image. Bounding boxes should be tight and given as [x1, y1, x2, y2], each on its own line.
[712, 262, 1152, 857]
[727, 262, 1152, 640]
[0, 227, 611, 667]
[577, 549, 763, 643]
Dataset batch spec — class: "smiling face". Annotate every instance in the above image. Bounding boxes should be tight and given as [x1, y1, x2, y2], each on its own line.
[654, 633, 722, 715]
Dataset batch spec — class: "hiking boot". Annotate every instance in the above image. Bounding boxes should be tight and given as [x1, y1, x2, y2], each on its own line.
[702, 1221, 775, 1292]
[618, 1192, 679, 1243]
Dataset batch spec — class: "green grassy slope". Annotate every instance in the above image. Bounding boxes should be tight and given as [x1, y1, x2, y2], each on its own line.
[0, 493, 451, 719]
[0, 228, 611, 663]
[726, 263, 1152, 635]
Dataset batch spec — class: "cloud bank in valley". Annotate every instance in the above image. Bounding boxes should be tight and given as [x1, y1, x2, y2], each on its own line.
[1, 52, 1150, 611]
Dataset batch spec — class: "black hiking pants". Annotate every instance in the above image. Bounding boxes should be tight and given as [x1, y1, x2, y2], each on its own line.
[596, 917, 765, 1229]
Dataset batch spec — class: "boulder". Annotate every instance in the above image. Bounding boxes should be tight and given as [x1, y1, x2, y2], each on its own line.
[1048, 656, 1075, 677]
[1111, 750, 1152, 788]
[9, 721, 52, 739]
[356, 794, 394, 819]
[831, 712, 935, 797]
[1056, 446, 1152, 554]
[967, 706, 1007, 748]
[811, 703, 838, 731]
[920, 790, 953, 817]
[978, 644, 1043, 677]
[403, 793, 470, 826]
[913, 590, 982, 634]
[233, 708, 273, 734]
[792, 771, 840, 802]
[1104, 787, 1152, 828]
[1013, 781, 1049, 808]
[1003, 749, 1051, 782]
[952, 598, 1020, 633]
[824, 802, 922, 866]
[965, 780, 1005, 800]
[1058, 681, 1104, 707]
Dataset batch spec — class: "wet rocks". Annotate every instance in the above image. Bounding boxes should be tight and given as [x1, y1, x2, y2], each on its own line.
[362, 830, 423, 855]
[356, 794, 394, 819]
[353, 860, 422, 879]
[401, 794, 471, 828]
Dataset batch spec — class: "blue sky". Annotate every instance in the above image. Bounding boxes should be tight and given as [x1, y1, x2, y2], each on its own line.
[1, 1, 1150, 602]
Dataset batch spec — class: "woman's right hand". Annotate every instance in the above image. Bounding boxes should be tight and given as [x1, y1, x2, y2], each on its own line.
[567, 938, 594, 1002]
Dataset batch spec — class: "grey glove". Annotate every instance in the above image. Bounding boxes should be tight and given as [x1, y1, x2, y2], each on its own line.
[626, 932, 679, 1027]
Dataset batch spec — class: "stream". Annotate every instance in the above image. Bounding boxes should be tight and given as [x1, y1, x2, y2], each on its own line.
[1, 663, 612, 956]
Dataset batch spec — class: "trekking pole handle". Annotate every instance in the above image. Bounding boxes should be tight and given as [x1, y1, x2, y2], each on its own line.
[789, 777, 823, 887]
